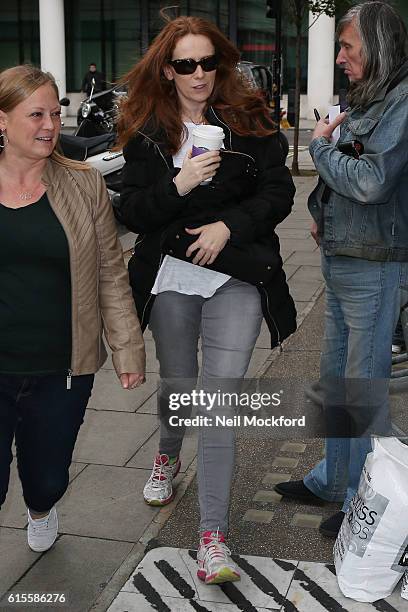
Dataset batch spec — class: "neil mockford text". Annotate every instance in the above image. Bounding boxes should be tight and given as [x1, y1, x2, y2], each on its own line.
[167, 414, 306, 428]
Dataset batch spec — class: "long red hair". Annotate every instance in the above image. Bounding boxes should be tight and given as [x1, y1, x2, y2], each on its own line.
[116, 15, 276, 153]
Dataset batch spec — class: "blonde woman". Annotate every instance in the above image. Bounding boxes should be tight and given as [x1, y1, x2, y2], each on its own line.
[0, 65, 145, 553]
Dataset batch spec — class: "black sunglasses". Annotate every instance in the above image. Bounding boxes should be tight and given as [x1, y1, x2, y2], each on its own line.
[168, 54, 218, 75]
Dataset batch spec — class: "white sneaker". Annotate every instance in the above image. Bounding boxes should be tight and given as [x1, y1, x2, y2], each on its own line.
[143, 453, 181, 506]
[27, 507, 58, 552]
[197, 530, 241, 584]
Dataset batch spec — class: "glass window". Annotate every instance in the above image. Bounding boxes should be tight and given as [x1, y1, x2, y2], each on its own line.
[0, 0, 39, 71]
[65, 0, 141, 91]
[148, 2, 177, 42]
[3, 0, 407, 96]
[237, 1, 308, 93]
[148, 0, 229, 44]
[238, 0, 275, 66]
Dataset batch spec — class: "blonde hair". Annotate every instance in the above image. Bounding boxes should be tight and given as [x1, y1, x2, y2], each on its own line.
[0, 64, 89, 171]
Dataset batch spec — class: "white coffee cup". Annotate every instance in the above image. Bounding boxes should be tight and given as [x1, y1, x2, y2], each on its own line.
[192, 125, 225, 183]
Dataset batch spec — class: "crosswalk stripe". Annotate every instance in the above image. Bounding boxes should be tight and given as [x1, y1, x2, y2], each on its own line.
[372, 600, 400, 612]
[108, 547, 406, 611]
[288, 562, 349, 612]
[132, 572, 171, 612]
[155, 558, 212, 611]
[233, 556, 299, 611]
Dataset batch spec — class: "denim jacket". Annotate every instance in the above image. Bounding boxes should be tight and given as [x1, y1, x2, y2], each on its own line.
[308, 61, 408, 261]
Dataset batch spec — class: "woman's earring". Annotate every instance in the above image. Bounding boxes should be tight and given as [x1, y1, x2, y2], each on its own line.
[0, 129, 8, 149]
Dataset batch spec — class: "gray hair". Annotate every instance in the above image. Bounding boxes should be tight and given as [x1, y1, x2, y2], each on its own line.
[337, 1, 407, 108]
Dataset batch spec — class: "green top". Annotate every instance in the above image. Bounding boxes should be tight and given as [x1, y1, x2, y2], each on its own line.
[0, 193, 72, 375]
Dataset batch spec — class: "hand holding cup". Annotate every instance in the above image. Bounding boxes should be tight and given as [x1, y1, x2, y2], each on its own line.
[174, 150, 221, 195]
[173, 125, 225, 195]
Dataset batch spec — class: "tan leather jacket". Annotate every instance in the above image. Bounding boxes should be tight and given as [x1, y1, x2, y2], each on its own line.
[42, 158, 145, 376]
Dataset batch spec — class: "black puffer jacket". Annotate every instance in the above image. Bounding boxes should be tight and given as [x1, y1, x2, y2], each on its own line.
[119, 107, 297, 348]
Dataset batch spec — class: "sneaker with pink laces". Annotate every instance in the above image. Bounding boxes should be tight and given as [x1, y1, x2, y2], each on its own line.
[143, 453, 181, 506]
[197, 530, 240, 585]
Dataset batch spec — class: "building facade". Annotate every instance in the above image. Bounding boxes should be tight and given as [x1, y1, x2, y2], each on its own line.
[1, 1, 408, 119]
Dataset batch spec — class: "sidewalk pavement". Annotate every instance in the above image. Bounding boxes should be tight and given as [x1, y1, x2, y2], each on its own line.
[0, 152, 325, 611]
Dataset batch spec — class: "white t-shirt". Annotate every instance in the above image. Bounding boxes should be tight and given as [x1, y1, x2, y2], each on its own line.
[151, 122, 230, 298]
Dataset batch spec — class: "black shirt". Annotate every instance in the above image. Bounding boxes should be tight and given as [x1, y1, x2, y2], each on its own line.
[0, 193, 72, 374]
[81, 70, 105, 95]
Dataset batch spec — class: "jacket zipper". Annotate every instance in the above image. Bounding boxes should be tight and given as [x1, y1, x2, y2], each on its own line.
[138, 115, 255, 165]
[209, 108, 233, 149]
[141, 294, 154, 329]
[154, 144, 171, 170]
[46, 187, 77, 377]
[136, 131, 172, 325]
[138, 131, 171, 170]
[208, 109, 256, 165]
[134, 234, 145, 248]
[221, 149, 256, 164]
[140, 253, 165, 328]
[261, 287, 282, 352]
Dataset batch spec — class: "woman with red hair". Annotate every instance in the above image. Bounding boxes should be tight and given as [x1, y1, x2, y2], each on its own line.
[117, 14, 296, 584]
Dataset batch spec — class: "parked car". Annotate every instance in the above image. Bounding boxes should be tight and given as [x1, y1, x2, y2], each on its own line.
[237, 61, 274, 107]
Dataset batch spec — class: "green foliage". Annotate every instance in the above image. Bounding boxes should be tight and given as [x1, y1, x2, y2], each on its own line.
[286, 0, 352, 23]
[309, 1, 337, 17]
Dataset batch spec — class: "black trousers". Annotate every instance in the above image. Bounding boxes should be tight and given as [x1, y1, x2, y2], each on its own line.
[0, 373, 94, 513]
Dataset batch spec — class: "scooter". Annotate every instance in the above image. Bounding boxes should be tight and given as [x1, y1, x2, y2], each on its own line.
[76, 78, 125, 137]
[59, 98, 125, 222]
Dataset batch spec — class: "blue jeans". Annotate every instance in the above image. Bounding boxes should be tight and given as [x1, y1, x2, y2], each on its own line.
[0, 373, 94, 513]
[149, 278, 263, 533]
[304, 254, 408, 512]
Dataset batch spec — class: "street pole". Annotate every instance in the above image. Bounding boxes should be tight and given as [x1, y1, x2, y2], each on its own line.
[266, 0, 282, 131]
[273, 1, 282, 130]
[228, 0, 238, 46]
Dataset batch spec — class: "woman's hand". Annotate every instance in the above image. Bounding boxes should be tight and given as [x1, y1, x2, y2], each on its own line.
[174, 150, 221, 195]
[311, 221, 320, 245]
[120, 373, 145, 390]
[185, 221, 231, 265]
[312, 112, 346, 141]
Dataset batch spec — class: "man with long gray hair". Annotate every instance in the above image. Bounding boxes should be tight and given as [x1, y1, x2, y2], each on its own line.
[276, 1, 408, 537]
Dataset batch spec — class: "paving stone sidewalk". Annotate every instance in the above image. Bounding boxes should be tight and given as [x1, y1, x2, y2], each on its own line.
[0, 169, 325, 612]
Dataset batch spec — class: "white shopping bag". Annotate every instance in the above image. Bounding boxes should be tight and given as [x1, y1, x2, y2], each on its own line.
[401, 570, 408, 601]
[334, 437, 408, 602]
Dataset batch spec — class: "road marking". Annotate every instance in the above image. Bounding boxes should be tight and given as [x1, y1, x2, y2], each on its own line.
[107, 547, 406, 611]
[287, 145, 309, 159]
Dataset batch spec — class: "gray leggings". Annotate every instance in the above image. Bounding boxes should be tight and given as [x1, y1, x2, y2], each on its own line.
[149, 278, 263, 533]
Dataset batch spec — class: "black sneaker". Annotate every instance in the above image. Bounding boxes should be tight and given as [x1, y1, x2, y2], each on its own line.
[319, 511, 345, 538]
[274, 480, 323, 502]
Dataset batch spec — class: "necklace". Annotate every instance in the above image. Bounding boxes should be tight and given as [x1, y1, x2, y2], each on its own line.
[14, 182, 42, 201]
[19, 191, 34, 200]
[185, 113, 205, 125]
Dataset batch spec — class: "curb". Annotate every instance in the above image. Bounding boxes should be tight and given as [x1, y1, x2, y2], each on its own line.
[89, 459, 198, 612]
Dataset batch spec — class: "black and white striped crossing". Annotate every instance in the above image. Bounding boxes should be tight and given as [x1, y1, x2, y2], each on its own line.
[107, 547, 406, 611]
